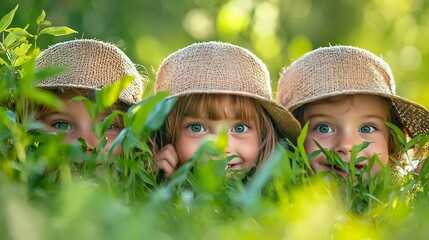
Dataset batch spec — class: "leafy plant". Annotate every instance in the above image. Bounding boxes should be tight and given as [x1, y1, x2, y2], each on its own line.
[2, 6, 429, 240]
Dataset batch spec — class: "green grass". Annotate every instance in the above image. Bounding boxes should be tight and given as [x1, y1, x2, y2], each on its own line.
[2, 5, 429, 240]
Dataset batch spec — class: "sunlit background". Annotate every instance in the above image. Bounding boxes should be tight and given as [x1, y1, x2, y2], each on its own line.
[3, 0, 429, 107]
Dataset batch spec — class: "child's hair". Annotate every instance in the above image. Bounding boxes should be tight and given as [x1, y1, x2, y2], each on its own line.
[292, 95, 403, 157]
[155, 94, 278, 166]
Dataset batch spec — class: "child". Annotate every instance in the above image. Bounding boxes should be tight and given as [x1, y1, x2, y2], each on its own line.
[276, 45, 429, 178]
[34, 39, 144, 156]
[153, 41, 301, 179]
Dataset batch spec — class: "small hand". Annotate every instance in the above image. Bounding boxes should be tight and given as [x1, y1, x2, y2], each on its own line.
[154, 144, 179, 178]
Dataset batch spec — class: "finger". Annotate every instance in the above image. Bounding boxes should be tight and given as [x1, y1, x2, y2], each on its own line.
[155, 144, 180, 168]
[156, 159, 175, 178]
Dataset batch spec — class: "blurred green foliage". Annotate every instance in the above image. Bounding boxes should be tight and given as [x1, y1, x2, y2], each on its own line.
[3, 2, 429, 240]
[3, 0, 429, 106]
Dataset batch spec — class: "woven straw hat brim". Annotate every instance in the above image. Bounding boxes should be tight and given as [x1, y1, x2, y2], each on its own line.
[35, 39, 144, 105]
[277, 45, 429, 138]
[156, 41, 302, 141]
[168, 90, 302, 141]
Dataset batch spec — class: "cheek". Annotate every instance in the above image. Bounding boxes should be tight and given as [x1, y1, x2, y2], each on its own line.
[237, 136, 260, 164]
[105, 131, 123, 156]
[367, 140, 390, 165]
[64, 135, 74, 142]
[175, 135, 201, 165]
[304, 133, 320, 154]
[303, 134, 330, 170]
[304, 132, 334, 153]
[110, 144, 123, 157]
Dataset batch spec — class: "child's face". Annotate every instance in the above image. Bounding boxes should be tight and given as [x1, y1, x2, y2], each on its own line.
[303, 95, 390, 178]
[38, 96, 123, 156]
[175, 115, 260, 171]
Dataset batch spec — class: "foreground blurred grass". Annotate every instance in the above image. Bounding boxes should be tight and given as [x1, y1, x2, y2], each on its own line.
[2, 5, 429, 240]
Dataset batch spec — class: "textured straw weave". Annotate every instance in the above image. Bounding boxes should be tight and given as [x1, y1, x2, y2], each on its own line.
[277, 45, 429, 137]
[155, 41, 301, 140]
[35, 39, 143, 105]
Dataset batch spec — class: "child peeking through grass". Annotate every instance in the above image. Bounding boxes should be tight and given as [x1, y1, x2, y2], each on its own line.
[34, 39, 145, 157]
[151, 41, 301, 181]
[276, 45, 429, 179]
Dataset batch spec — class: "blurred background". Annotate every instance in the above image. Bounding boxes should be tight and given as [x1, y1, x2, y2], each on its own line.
[2, 0, 429, 107]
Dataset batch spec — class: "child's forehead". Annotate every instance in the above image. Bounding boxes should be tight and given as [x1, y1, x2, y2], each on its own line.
[181, 94, 260, 119]
[185, 105, 249, 120]
[310, 94, 388, 106]
[48, 88, 94, 99]
[305, 94, 391, 116]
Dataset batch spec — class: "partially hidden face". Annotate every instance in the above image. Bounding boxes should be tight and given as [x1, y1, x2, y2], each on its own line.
[169, 95, 267, 173]
[38, 95, 124, 156]
[175, 116, 261, 172]
[302, 95, 391, 178]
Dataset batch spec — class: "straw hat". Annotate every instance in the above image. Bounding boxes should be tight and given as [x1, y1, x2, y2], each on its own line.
[35, 39, 144, 105]
[277, 45, 429, 137]
[155, 41, 301, 140]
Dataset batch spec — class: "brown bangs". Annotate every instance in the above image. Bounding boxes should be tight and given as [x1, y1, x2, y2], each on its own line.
[177, 94, 260, 121]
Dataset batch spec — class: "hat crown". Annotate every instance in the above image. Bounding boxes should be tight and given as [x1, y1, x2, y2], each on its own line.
[155, 41, 272, 100]
[35, 39, 144, 105]
[277, 46, 396, 111]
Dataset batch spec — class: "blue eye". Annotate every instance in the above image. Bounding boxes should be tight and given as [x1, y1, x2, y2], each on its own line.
[52, 121, 72, 130]
[316, 124, 333, 133]
[232, 124, 248, 133]
[187, 124, 206, 133]
[359, 125, 375, 133]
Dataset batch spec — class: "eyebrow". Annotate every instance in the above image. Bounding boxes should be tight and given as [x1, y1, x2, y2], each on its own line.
[360, 114, 389, 121]
[306, 113, 388, 121]
[304, 113, 331, 120]
[38, 109, 61, 119]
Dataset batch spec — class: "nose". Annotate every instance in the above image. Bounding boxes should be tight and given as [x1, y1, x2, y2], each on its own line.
[79, 130, 99, 152]
[225, 135, 238, 157]
[206, 130, 232, 159]
[332, 131, 361, 159]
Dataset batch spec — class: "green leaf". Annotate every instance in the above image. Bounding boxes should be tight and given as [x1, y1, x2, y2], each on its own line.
[73, 96, 96, 119]
[12, 42, 32, 57]
[93, 111, 121, 138]
[129, 92, 169, 134]
[3, 31, 24, 48]
[22, 88, 63, 110]
[36, 10, 46, 25]
[41, 20, 51, 27]
[143, 98, 177, 132]
[95, 75, 133, 113]
[6, 28, 34, 37]
[350, 142, 370, 164]
[14, 55, 32, 67]
[404, 134, 422, 151]
[296, 122, 312, 170]
[386, 122, 406, 147]
[237, 145, 284, 207]
[0, 5, 18, 33]
[418, 155, 429, 179]
[39, 26, 77, 36]
[5, 110, 16, 122]
[108, 128, 128, 156]
[35, 66, 66, 80]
